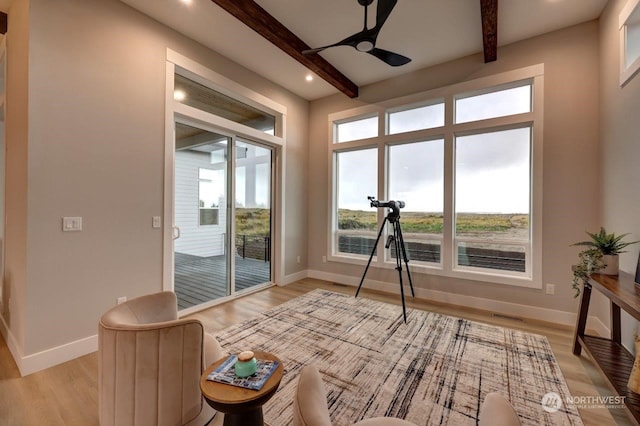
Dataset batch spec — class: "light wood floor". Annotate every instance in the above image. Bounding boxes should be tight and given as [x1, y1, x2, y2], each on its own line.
[0, 278, 633, 425]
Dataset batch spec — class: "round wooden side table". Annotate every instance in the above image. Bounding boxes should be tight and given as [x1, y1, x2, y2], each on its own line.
[200, 351, 284, 426]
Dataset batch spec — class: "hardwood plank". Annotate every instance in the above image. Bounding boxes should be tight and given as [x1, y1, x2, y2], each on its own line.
[0, 278, 631, 425]
[209, 0, 359, 98]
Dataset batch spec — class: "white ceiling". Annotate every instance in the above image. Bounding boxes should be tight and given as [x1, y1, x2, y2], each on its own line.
[122, 1, 604, 99]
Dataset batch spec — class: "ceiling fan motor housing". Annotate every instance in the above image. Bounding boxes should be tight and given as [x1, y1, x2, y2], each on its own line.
[356, 40, 375, 52]
[302, 0, 411, 67]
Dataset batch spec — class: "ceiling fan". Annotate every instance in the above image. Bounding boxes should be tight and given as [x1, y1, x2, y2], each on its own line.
[302, 0, 411, 67]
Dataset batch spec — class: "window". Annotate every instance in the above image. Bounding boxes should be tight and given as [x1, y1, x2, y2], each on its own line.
[328, 66, 543, 288]
[455, 84, 531, 124]
[454, 128, 531, 274]
[199, 168, 223, 226]
[334, 116, 378, 143]
[388, 103, 444, 134]
[334, 148, 378, 257]
[174, 74, 276, 134]
[387, 140, 444, 264]
[620, 0, 640, 85]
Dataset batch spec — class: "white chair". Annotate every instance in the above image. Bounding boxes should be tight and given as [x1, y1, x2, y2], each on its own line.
[478, 392, 522, 426]
[98, 291, 224, 426]
[293, 365, 417, 426]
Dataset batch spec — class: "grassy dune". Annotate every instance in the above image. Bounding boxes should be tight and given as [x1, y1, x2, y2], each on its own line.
[338, 209, 528, 234]
[234, 208, 529, 237]
[236, 208, 271, 236]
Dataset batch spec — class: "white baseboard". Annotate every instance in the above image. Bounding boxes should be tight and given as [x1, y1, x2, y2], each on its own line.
[0, 270, 611, 377]
[586, 315, 610, 338]
[307, 269, 599, 329]
[0, 311, 97, 376]
[280, 270, 308, 286]
[0, 312, 24, 371]
[19, 335, 98, 377]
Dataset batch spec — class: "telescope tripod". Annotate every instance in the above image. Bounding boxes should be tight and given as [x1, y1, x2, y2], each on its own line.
[355, 214, 415, 323]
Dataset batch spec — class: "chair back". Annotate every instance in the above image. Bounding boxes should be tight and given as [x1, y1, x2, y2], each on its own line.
[98, 291, 208, 426]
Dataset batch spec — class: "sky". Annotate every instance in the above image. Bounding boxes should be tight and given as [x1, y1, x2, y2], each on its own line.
[192, 136, 271, 209]
[337, 86, 532, 214]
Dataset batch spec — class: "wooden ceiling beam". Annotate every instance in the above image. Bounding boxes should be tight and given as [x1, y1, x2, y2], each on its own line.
[210, 0, 359, 98]
[0, 12, 7, 35]
[480, 0, 498, 63]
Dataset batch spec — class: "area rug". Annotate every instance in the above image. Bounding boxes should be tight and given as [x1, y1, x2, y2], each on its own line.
[215, 289, 583, 425]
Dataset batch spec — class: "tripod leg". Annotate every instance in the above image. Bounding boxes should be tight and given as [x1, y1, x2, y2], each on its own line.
[396, 221, 415, 298]
[356, 217, 388, 298]
[393, 222, 407, 323]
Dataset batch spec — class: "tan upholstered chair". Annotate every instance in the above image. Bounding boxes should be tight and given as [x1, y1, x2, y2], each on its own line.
[293, 365, 417, 426]
[98, 291, 224, 426]
[478, 392, 521, 426]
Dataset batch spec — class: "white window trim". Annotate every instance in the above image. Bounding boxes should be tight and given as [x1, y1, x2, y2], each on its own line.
[327, 64, 544, 289]
[164, 49, 287, 295]
[619, 0, 640, 86]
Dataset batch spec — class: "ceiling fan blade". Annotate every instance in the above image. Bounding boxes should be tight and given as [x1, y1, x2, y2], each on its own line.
[368, 47, 411, 66]
[375, 0, 398, 31]
[302, 45, 333, 55]
[302, 32, 363, 55]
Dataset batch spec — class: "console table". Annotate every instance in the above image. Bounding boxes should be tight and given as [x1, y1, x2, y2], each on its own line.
[573, 271, 640, 424]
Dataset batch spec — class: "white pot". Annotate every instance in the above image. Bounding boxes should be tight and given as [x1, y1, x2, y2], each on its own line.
[601, 254, 619, 275]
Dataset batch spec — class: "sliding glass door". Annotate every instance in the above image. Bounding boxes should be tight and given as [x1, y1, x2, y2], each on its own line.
[234, 139, 272, 293]
[173, 122, 231, 309]
[172, 122, 273, 310]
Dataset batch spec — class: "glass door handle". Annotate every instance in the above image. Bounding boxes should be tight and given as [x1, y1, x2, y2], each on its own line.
[173, 226, 181, 240]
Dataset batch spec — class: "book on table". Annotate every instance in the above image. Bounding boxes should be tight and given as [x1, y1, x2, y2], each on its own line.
[206, 355, 279, 391]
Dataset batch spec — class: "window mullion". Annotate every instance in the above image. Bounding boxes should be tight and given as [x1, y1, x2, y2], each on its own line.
[376, 141, 386, 267]
[442, 94, 455, 273]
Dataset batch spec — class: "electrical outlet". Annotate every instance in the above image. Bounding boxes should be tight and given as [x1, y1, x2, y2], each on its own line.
[296, 255, 301, 264]
[322, 256, 327, 263]
[117, 296, 127, 305]
[62, 217, 83, 232]
[545, 284, 555, 295]
[152, 216, 161, 228]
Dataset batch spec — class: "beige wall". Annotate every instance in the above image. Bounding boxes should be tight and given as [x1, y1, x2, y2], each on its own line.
[7, 0, 308, 359]
[3, 0, 29, 352]
[308, 22, 602, 316]
[600, 0, 640, 350]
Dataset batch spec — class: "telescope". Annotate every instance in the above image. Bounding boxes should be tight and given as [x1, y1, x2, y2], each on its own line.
[358, 196, 414, 322]
[367, 196, 405, 221]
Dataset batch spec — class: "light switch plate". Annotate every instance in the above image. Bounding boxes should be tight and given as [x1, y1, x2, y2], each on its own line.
[62, 217, 82, 232]
[152, 216, 161, 228]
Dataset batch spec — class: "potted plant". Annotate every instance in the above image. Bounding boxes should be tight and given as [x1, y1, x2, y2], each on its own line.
[571, 228, 639, 296]
[571, 248, 604, 297]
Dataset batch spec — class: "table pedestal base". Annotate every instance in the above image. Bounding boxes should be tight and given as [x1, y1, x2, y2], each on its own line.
[222, 407, 263, 426]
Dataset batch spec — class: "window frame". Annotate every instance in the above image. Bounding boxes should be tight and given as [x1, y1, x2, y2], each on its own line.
[327, 65, 544, 289]
[198, 167, 222, 227]
[620, 0, 640, 86]
[164, 49, 287, 293]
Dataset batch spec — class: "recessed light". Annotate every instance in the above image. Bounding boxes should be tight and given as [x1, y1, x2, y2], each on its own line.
[180, 0, 192, 4]
[174, 90, 186, 101]
[305, 75, 313, 82]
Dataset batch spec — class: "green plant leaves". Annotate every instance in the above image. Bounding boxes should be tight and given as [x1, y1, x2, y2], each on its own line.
[571, 227, 639, 255]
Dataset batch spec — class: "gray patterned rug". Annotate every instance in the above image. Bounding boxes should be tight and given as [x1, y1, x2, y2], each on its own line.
[215, 289, 583, 425]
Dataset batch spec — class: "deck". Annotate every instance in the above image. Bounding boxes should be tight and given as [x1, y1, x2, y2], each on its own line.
[174, 252, 271, 310]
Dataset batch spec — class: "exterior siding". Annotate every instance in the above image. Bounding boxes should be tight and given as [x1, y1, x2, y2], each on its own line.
[175, 150, 226, 257]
